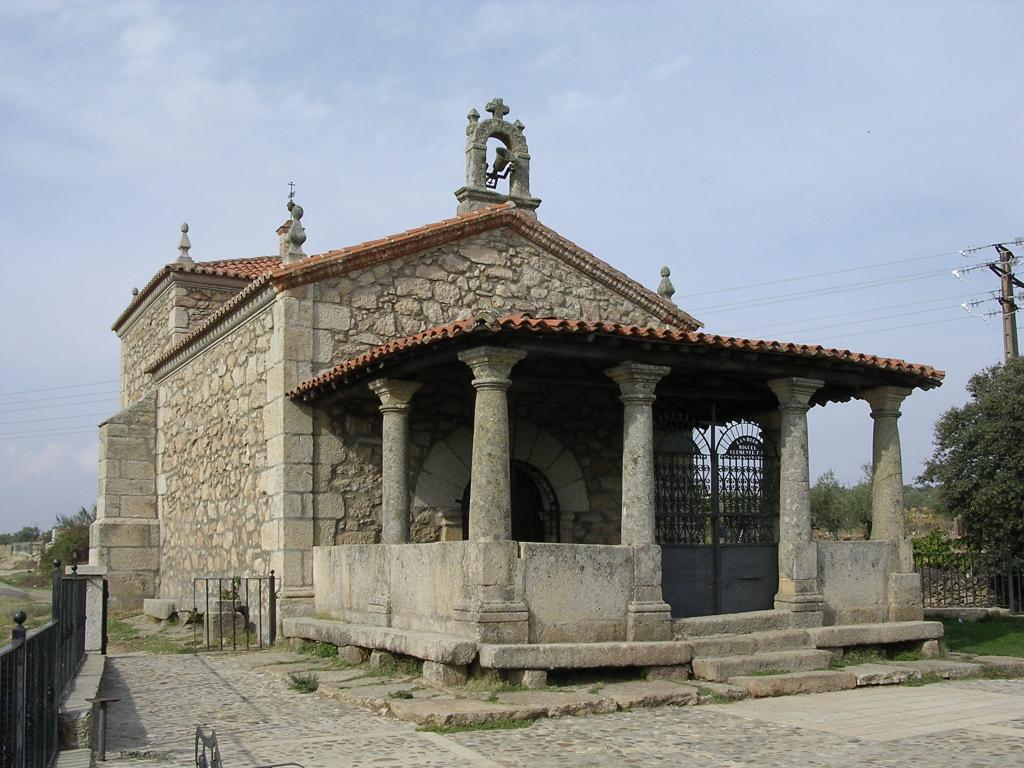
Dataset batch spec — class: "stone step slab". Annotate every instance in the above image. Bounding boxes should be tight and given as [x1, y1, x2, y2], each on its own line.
[692, 649, 832, 682]
[388, 697, 547, 728]
[693, 681, 748, 703]
[478, 640, 693, 670]
[974, 655, 1024, 677]
[728, 670, 857, 698]
[690, 629, 812, 659]
[897, 659, 985, 679]
[673, 609, 791, 639]
[842, 663, 921, 686]
[283, 617, 477, 665]
[808, 621, 943, 649]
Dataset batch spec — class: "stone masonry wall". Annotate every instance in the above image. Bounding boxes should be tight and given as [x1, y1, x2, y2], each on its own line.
[90, 392, 159, 611]
[155, 307, 274, 599]
[120, 285, 175, 408]
[309, 228, 670, 373]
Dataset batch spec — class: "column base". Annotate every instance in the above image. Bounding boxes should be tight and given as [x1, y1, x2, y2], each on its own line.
[887, 572, 924, 622]
[626, 600, 673, 641]
[774, 583, 826, 628]
[454, 599, 530, 644]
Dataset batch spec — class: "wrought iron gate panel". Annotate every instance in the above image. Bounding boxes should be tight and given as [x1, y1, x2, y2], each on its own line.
[655, 413, 779, 617]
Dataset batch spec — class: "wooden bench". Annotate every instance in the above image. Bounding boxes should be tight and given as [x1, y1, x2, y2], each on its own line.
[195, 727, 305, 768]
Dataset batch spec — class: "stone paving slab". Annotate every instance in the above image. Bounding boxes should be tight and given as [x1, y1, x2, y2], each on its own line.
[975, 655, 1024, 676]
[101, 653, 1024, 767]
[897, 658, 985, 679]
[844, 662, 921, 686]
[729, 669, 857, 698]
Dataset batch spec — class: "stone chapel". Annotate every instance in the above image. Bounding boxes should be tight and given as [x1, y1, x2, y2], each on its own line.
[92, 99, 945, 680]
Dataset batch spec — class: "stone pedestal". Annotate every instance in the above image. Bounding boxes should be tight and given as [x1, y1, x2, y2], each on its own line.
[454, 540, 529, 643]
[767, 377, 826, 624]
[369, 379, 422, 544]
[438, 507, 464, 542]
[67, 565, 108, 652]
[606, 363, 673, 640]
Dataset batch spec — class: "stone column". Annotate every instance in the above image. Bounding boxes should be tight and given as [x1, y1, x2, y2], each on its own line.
[453, 346, 529, 643]
[368, 379, 422, 545]
[862, 386, 913, 544]
[766, 377, 826, 626]
[457, 347, 526, 542]
[605, 363, 670, 547]
[606, 362, 673, 641]
[861, 386, 923, 621]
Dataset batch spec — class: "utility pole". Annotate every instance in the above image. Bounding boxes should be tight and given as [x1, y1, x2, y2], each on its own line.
[992, 245, 1021, 362]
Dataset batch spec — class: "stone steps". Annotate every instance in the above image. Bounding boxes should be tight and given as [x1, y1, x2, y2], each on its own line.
[728, 670, 857, 698]
[692, 649, 833, 682]
[673, 609, 792, 639]
[689, 629, 811, 658]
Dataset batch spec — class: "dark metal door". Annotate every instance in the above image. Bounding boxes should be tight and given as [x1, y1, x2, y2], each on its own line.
[655, 414, 779, 617]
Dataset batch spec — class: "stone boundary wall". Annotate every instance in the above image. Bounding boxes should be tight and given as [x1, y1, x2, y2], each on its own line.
[816, 540, 892, 625]
[90, 393, 159, 611]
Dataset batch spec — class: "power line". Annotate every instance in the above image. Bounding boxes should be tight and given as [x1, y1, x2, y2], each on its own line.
[0, 396, 119, 415]
[0, 379, 118, 399]
[757, 305, 961, 339]
[793, 315, 972, 345]
[0, 428, 98, 441]
[0, 389, 119, 408]
[0, 411, 111, 428]
[693, 268, 954, 315]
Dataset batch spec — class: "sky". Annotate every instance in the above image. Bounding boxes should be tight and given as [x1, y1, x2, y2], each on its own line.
[0, 0, 1021, 532]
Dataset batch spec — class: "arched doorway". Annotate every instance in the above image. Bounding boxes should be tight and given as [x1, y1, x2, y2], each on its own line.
[460, 460, 561, 542]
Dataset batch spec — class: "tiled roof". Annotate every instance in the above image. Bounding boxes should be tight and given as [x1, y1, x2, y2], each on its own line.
[272, 203, 700, 331]
[112, 256, 280, 332]
[288, 313, 945, 400]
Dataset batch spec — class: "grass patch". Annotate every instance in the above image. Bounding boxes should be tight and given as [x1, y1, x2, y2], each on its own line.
[941, 617, 1024, 657]
[417, 718, 535, 734]
[296, 640, 337, 658]
[892, 648, 929, 662]
[696, 686, 733, 705]
[830, 649, 886, 669]
[1, 572, 51, 589]
[902, 672, 945, 687]
[287, 672, 319, 693]
[371, 654, 423, 678]
[388, 689, 414, 700]
[588, 682, 605, 695]
[106, 616, 196, 654]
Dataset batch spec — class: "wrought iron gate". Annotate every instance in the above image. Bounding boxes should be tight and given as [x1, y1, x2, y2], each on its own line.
[655, 413, 779, 617]
[192, 575, 277, 652]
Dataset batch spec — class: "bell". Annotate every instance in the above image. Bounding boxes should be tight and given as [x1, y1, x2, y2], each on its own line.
[492, 146, 513, 175]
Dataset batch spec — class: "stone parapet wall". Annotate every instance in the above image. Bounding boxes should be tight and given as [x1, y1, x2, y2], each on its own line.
[309, 229, 670, 373]
[313, 541, 642, 643]
[817, 540, 893, 625]
[91, 393, 159, 611]
[155, 306, 274, 599]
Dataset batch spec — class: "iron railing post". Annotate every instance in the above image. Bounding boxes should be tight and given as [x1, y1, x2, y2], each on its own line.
[269, 571, 277, 647]
[12, 611, 27, 768]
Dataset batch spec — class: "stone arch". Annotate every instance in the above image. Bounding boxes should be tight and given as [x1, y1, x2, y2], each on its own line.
[413, 419, 588, 542]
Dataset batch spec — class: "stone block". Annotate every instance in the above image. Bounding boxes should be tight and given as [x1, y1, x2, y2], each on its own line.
[692, 649, 832, 682]
[897, 659, 984, 679]
[92, 519, 156, 548]
[506, 669, 547, 689]
[143, 598, 180, 621]
[478, 640, 692, 670]
[337, 645, 367, 665]
[975, 655, 1024, 676]
[602, 680, 699, 709]
[844, 663, 921, 686]
[283, 617, 478, 665]
[121, 495, 157, 519]
[108, 546, 160, 572]
[422, 660, 469, 688]
[120, 459, 156, 480]
[921, 639, 941, 657]
[674, 609, 791, 638]
[104, 437, 153, 461]
[369, 650, 396, 670]
[645, 665, 691, 682]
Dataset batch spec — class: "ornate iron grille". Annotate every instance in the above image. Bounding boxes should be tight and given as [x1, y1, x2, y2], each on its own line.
[655, 414, 777, 546]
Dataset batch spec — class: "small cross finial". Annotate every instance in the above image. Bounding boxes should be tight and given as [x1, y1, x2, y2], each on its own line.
[288, 181, 295, 202]
[485, 97, 510, 121]
[177, 221, 194, 267]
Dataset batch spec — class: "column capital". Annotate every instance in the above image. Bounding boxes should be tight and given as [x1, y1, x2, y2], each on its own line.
[458, 346, 526, 390]
[368, 378, 422, 412]
[605, 362, 671, 404]
[766, 377, 824, 411]
[860, 386, 913, 418]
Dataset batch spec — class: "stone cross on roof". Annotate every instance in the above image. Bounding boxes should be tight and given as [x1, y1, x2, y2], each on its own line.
[485, 97, 510, 121]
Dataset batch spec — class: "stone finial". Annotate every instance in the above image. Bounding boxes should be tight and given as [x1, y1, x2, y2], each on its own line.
[131, 287, 139, 296]
[282, 202, 307, 265]
[485, 97, 510, 121]
[657, 266, 675, 302]
[177, 222, 194, 267]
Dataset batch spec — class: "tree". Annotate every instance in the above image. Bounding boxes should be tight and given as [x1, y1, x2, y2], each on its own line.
[38, 506, 95, 572]
[810, 471, 844, 539]
[921, 359, 1024, 558]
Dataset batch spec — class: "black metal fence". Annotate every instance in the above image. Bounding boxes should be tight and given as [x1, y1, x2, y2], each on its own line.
[192, 574, 277, 653]
[917, 551, 1023, 612]
[0, 561, 97, 768]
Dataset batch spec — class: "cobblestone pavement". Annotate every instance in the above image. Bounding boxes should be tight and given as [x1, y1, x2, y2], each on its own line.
[101, 653, 1024, 767]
